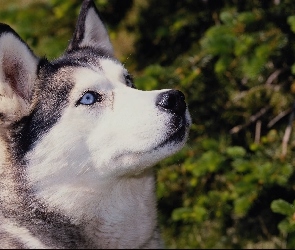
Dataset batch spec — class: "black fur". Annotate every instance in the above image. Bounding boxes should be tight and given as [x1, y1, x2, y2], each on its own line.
[11, 61, 74, 159]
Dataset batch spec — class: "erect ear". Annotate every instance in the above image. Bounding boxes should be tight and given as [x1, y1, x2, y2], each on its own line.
[66, 0, 114, 56]
[0, 23, 39, 126]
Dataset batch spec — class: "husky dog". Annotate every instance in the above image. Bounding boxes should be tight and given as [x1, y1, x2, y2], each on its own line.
[0, 0, 191, 248]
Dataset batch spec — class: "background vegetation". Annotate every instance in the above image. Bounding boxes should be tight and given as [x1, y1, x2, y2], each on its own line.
[1, 0, 295, 248]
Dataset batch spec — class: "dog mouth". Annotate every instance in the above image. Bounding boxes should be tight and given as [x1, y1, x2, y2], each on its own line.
[154, 114, 190, 150]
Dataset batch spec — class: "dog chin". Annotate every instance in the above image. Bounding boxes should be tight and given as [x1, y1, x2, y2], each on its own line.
[109, 114, 191, 176]
[113, 126, 188, 174]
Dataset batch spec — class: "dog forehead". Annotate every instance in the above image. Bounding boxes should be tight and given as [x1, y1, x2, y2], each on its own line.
[99, 58, 127, 81]
[73, 58, 126, 89]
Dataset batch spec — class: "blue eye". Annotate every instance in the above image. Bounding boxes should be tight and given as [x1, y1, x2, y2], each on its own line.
[77, 91, 101, 106]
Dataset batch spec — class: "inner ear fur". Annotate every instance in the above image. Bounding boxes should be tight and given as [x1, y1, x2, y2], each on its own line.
[66, 0, 114, 56]
[0, 24, 39, 126]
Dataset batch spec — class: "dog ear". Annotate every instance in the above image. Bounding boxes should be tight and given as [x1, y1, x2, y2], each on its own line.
[66, 0, 114, 56]
[0, 23, 39, 126]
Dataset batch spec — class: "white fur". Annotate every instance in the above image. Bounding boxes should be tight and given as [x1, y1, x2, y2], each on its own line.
[0, 215, 48, 249]
[25, 59, 190, 248]
[0, 33, 37, 125]
[27, 59, 189, 194]
[82, 8, 114, 55]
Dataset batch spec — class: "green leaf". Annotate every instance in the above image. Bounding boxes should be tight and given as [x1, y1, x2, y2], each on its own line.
[231, 159, 251, 172]
[192, 205, 207, 222]
[193, 151, 225, 175]
[271, 199, 295, 216]
[234, 34, 255, 56]
[278, 219, 295, 234]
[220, 11, 235, 24]
[234, 196, 252, 217]
[255, 44, 271, 60]
[172, 207, 193, 221]
[226, 146, 246, 158]
[287, 15, 295, 33]
[134, 75, 158, 91]
[237, 12, 256, 25]
[214, 56, 232, 74]
[201, 26, 236, 55]
[201, 138, 219, 150]
[144, 64, 165, 77]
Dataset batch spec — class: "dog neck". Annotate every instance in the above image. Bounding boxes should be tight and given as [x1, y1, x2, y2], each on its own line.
[80, 170, 163, 248]
[30, 165, 162, 248]
[1, 126, 164, 248]
[1, 153, 163, 248]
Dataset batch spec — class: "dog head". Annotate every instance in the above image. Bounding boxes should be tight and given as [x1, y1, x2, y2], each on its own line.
[0, 0, 191, 184]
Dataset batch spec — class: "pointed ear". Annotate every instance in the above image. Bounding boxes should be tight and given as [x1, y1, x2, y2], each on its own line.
[66, 0, 114, 56]
[0, 23, 39, 126]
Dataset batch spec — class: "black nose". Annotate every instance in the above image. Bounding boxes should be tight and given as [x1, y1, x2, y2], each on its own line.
[156, 90, 186, 115]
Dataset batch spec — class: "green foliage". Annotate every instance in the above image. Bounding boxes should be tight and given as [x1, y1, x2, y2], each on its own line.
[271, 199, 295, 248]
[201, 9, 287, 82]
[133, 1, 295, 248]
[157, 132, 294, 248]
[2, 0, 295, 248]
[271, 199, 295, 217]
[287, 15, 295, 33]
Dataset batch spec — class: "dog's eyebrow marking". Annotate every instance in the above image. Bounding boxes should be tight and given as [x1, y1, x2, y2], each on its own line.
[99, 59, 126, 84]
[89, 62, 102, 72]
[111, 91, 114, 110]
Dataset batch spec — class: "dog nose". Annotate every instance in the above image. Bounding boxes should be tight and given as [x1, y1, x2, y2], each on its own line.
[156, 90, 186, 115]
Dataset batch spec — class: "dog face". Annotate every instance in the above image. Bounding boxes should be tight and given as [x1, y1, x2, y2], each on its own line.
[27, 61, 191, 183]
[0, 1, 191, 196]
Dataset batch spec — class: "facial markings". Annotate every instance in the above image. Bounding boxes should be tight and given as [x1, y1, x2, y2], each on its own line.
[123, 73, 135, 89]
[72, 61, 134, 111]
[76, 90, 103, 106]
[99, 59, 135, 89]
[73, 68, 114, 112]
